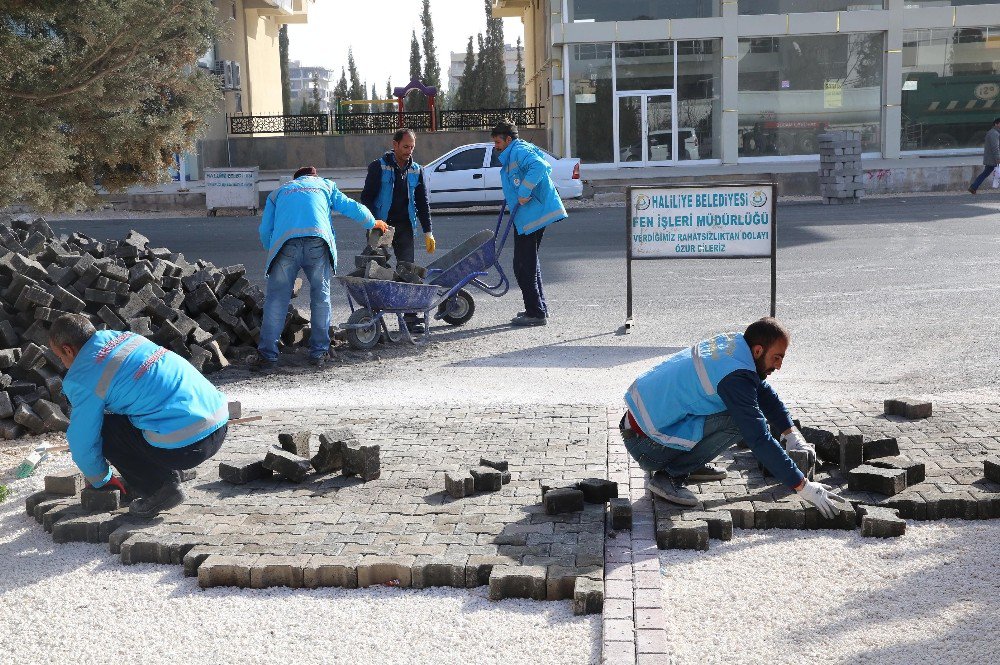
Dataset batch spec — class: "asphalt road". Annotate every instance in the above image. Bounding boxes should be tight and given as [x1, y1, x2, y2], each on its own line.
[48, 192, 1000, 402]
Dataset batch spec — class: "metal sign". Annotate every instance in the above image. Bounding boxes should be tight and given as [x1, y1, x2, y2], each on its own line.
[625, 182, 777, 329]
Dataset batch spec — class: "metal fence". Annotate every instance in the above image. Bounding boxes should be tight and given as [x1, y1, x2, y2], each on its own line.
[229, 107, 544, 136]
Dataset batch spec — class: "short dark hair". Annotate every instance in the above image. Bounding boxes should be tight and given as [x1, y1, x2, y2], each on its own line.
[293, 166, 317, 179]
[743, 317, 790, 350]
[994, 117, 1000, 125]
[49, 314, 96, 351]
[490, 119, 519, 139]
[393, 128, 416, 142]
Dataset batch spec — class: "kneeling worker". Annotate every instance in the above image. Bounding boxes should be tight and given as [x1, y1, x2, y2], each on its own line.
[621, 317, 845, 517]
[49, 313, 229, 518]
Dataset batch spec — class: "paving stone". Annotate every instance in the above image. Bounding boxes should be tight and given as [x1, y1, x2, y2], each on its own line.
[24, 490, 59, 516]
[357, 554, 415, 588]
[858, 505, 906, 538]
[278, 430, 311, 458]
[312, 431, 351, 473]
[342, 443, 380, 482]
[848, 464, 907, 496]
[867, 457, 926, 486]
[884, 398, 932, 420]
[219, 460, 272, 485]
[985, 457, 1000, 485]
[544, 488, 585, 515]
[609, 497, 633, 531]
[787, 449, 816, 481]
[262, 447, 312, 483]
[573, 575, 604, 616]
[198, 555, 257, 588]
[479, 457, 508, 472]
[303, 555, 360, 588]
[838, 432, 864, 472]
[577, 478, 618, 503]
[177, 469, 197, 483]
[655, 518, 709, 550]
[411, 555, 469, 588]
[445, 471, 475, 499]
[538, 478, 581, 496]
[470, 466, 502, 492]
[488, 564, 547, 600]
[465, 555, 517, 588]
[249, 555, 311, 589]
[44, 470, 84, 496]
[80, 487, 121, 512]
[863, 437, 900, 461]
[546, 564, 602, 601]
[681, 510, 733, 541]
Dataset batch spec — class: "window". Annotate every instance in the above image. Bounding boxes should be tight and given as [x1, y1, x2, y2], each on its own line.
[737, 33, 884, 157]
[569, 0, 716, 21]
[569, 43, 614, 163]
[677, 40, 722, 161]
[442, 148, 486, 171]
[616, 42, 674, 91]
[739, 1, 881, 13]
[901, 27, 1000, 151]
[905, 0, 999, 6]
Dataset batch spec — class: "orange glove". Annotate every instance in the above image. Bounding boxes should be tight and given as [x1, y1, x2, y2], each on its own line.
[372, 220, 389, 233]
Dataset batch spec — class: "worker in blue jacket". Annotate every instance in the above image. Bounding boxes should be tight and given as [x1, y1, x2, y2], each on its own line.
[48, 314, 229, 518]
[257, 166, 388, 370]
[621, 317, 846, 518]
[360, 128, 436, 332]
[491, 120, 567, 327]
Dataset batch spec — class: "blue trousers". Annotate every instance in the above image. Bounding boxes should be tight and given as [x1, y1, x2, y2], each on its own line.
[621, 411, 742, 478]
[258, 237, 332, 361]
[513, 227, 547, 318]
[970, 165, 997, 193]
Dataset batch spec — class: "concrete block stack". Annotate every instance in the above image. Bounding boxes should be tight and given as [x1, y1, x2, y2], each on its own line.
[444, 457, 511, 499]
[538, 477, 619, 516]
[223, 428, 380, 485]
[0, 213, 311, 441]
[818, 131, 864, 204]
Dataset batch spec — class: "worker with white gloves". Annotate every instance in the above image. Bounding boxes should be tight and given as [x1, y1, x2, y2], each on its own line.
[621, 317, 846, 519]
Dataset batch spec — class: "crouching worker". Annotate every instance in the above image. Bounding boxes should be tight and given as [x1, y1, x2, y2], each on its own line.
[621, 317, 845, 518]
[48, 313, 229, 518]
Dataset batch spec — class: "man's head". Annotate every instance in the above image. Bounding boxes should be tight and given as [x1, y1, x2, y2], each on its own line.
[293, 166, 317, 179]
[392, 128, 416, 163]
[743, 317, 791, 380]
[48, 313, 97, 369]
[994, 117, 1000, 127]
[490, 119, 519, 154]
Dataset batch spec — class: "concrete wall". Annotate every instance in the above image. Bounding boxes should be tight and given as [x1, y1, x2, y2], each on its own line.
[199, 128, 549, 171]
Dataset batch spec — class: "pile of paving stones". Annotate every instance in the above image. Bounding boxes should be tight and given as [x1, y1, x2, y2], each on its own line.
[444, 457, 511, 498]
[818, 130, 865, 205]
[350, 226, 426, 284]
[220, 427, 380, 485]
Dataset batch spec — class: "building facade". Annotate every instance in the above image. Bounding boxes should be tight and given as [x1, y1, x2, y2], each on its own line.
[448, 43, 526, 105]
[494, 0, 1000, 175]
[288, 60, 335, 112]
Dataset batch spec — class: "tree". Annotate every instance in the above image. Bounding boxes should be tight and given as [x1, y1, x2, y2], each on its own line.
[515, 36, 526, 107]
[333, 66, 348, 113]
[420, 0, 441, 106]
[0, 0, 221, 211]
[298, 73, 320, 115]
[384, 79, 394, 112]
[479, 0, 508, 108]
[279, 25, 291, 115]
[454, 36, 477, 109]
[407, 30, 424, 111]
[347, 48, 364, 103]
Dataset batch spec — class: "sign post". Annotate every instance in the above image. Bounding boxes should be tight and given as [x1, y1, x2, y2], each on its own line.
[624, 182, 777, 330]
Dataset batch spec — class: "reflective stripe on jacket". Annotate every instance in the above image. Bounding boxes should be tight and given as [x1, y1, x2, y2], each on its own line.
[62, 330, 229, 486]
[375, 156, 422, 230]
[624, 333, 757, 451]
[497, 139, 567, 235]
[259, 175, 375, 274]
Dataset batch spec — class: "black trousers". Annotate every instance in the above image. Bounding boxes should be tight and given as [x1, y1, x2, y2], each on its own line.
[101, 414, 227, 496]
[512, 227, 547, 318]
[388, 219, 415, 264]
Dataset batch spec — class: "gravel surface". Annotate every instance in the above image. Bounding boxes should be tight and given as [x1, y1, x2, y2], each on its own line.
[659, 523, 1000, 665]
[0, 459, 600, 665]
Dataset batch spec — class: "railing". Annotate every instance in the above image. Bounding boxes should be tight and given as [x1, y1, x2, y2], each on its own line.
[228, 107, 544, 136]
[229, 113, 329, 135]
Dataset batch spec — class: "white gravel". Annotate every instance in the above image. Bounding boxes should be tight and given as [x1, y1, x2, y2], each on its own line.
[658, 523, 1000, 665]
[0, 459, 599, 665]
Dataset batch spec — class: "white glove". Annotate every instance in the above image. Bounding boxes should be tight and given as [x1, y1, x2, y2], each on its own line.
[797, 481, 846, 519]
[782, 427, 814, 455]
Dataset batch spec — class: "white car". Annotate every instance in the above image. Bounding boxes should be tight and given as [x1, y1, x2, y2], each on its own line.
[423, 142, 582, 208]
[620, 128, 700, 162]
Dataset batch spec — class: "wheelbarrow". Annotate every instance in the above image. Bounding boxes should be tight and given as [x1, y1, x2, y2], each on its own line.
[337, 273, 485, 350]
[424, 202, 517, 326]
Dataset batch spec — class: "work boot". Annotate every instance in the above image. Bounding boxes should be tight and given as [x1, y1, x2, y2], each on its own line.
[969, 187, 977, 195]
[129, 482, 187, 518]
[647, 471, 699, 507]
[247, 352, 278, 374]
[404, 316, 425, 334]
[685, 463, 728, 483]
[511, 314, 547, 327]
[309, 353, 329, 368]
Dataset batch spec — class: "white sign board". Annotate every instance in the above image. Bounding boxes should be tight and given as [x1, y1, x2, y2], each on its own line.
[205, 167, 259, 213]
[629, 184, 774, 259]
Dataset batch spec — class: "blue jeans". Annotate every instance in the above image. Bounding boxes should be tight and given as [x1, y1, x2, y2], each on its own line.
[970, 165, 997, 192]
[258, 237, 332, 361]
[621, 411, 742, 479]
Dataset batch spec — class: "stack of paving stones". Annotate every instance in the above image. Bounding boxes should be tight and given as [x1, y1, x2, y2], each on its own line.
[653, 397, 1000, 550]
[818, 131, 864, 205]
[219, 428, 380, 486]
[444, 457, 511, 498]
[0, 213, 311, 441]
[24, 406, 608, 614]
[350, 227, 425, 285]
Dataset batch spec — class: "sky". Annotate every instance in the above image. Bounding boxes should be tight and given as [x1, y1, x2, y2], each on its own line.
[287, 0, 524, 95]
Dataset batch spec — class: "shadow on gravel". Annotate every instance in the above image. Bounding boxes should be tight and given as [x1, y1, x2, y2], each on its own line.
[450, 339, 680, 369]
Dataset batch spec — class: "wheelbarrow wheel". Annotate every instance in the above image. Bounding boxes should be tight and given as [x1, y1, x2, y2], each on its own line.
[437, 288, 475, 326]
[345, 308, 380, 350]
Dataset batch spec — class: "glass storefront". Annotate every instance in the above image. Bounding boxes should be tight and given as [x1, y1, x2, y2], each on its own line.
[677, 40, 722, 161]
[901, 27, 1000, 150]
[568, 43, 614, 164]
[569, 0, 717, 22]
[905, 1, 1000, 6]
[737, 33, 883, 157]
[739, 1, 882, 13]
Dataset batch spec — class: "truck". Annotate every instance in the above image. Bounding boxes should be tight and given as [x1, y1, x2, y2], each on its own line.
[901, 71, 1000, 150]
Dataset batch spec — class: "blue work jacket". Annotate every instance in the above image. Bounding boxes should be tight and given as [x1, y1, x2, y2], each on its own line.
[497, 139, 567, 235]
[260, 175, 375, 274]
[63, 330, 229, 487]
